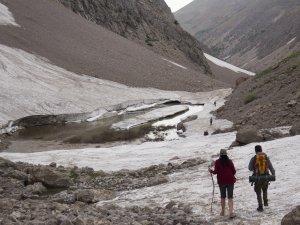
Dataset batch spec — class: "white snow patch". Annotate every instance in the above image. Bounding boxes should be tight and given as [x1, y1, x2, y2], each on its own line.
[0, 121, 20, 134]
[272, 11, 285, 23]
[263, 126, 292, 135]
[112, 105, 188, 130]
[204, 53, 256, 76]
[162, 58, 187, 69]
[287, 37, 296, 45]
[153, 105, 203, 127]
[86, 113, 106, 122]
[0, 44, 179, 127]
[125, 103, 157, 112]
[0, 3, 19, 26]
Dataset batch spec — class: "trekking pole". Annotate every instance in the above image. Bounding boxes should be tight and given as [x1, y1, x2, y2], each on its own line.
[210, 172, 215, 213]
[208, 162, 215, 213]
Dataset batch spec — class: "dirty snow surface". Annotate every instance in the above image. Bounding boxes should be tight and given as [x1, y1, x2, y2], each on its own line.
[0, 3, 19, 26]
[1, 91, 299, 224]
[204, 53, 256, 76]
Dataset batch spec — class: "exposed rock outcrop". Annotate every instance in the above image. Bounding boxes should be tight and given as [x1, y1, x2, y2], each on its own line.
[290, 124, 300, 136]
[282, 205, 300, 225]
[29, 167, 71, 188]
[58, 0, 211, 74]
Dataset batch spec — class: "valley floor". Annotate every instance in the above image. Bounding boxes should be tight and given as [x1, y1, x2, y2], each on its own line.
[1, 92, 299, 225]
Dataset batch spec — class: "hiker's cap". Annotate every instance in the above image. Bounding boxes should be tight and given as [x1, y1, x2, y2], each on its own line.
[220, 149, 227, 156]
[255, 145, 262, 153]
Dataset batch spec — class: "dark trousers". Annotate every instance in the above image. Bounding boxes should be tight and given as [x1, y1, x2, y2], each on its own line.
[219, 184, 234, 199]
[254, 180, 268, 206]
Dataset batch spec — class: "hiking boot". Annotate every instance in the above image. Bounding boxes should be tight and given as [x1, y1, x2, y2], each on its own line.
[229, 213, 236, 219]
[264, 201, 268, 207]
[257, 205, 263, 212]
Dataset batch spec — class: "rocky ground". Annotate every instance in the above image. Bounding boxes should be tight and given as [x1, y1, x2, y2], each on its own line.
[0, 156, 212, 225]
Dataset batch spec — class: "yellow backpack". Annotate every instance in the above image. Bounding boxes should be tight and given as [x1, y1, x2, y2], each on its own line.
[255, 153, 269, 175]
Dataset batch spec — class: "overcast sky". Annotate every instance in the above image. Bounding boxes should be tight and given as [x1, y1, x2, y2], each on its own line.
[164, 0, 194, 12]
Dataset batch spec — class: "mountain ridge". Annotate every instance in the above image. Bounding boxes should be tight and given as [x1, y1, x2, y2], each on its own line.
[176, 0, 300, 72]
[57, 0, 211, 75]
[0, 0, 227, 92]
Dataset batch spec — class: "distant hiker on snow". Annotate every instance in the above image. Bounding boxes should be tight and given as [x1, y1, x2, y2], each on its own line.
[214, 101, 217, 106]
[248, 145, 275, 212]
[210, 117, 213, 126]
[209, 149, 236, 218]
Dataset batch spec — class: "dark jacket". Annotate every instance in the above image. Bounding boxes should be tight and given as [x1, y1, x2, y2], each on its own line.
[248, 152, 275, 175]
[211, 159, 236, 185]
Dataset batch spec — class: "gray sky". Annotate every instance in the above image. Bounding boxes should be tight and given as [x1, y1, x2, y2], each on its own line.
[164, 0, 194, 12]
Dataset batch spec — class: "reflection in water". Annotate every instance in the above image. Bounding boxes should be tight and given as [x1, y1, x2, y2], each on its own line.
[5, 104, 201, 153]
[12, 111, 153, 144]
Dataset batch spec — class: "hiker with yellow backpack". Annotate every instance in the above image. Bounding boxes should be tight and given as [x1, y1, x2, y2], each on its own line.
[248, 145, 275, 212]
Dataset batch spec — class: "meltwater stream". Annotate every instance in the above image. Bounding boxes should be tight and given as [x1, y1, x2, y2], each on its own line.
[3, 105, 203, 153]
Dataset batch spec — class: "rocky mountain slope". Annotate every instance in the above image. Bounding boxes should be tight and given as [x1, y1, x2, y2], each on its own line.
[0, 0, 227, 92]
[57, 0, 211, 74]
[175, 0, 300, 72]
[216, 50, 300, 129]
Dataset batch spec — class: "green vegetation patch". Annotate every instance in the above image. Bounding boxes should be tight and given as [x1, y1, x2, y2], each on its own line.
[244, 91, 257, 104]
[258, 50, 300, 77]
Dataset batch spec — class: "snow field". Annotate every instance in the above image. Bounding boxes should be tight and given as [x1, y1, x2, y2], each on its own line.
[0, 3, 19, 26]
[204, 53, 256, 76]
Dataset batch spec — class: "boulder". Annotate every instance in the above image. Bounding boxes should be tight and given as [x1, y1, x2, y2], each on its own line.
[74, 190, 94, 203]
[52, 191, 76, 204]
[287, 100, 297, 107]
[0, 157, 15, 168]
[24, 182, 47, 195]
[290, 124, 300, 136]
[236, 126, 263, 145]
[4, 170, 28, 181]
[148, 174, 169, 186]
[30, 167, 71, 188]
[165, 201, 176, 209]
[57, 215, 73, 225]
[176, 122, 186, 132]
[49, 162, 57, 167]
[72, 217, 85, 225]
[282, 205, 300, 225]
